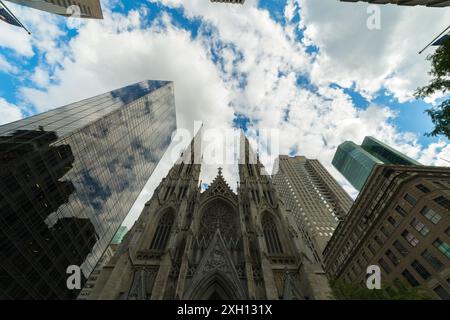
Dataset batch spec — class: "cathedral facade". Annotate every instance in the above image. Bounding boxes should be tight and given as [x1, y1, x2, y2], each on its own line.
[88, 135, 332, 300]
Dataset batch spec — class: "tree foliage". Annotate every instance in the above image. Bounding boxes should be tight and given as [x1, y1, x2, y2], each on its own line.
[415, 35, 450, 139]
[329, 278, 431, 300]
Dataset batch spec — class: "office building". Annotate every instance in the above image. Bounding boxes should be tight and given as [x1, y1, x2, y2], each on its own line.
[332, 136, 421, 191]
[273, 155, 354, 265]
[0, 80, 176, 299]
[323, 164, 450, 300]
[5, 0, 103, 19]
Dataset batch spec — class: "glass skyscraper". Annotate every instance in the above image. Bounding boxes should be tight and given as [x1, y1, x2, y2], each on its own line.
[332, 136, 421, 191]
[0, 80, 176, 299]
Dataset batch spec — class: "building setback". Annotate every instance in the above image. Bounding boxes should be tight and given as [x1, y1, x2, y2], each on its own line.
[332, 136, 421, 191]
[272, 155, 354, 265]
[0, 80, 176, 299]
[323, 164, 450, 300]
[5, 0, 103, 19]
[340, 0, 450, 7]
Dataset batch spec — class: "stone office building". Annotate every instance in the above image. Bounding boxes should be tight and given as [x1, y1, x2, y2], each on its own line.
[272, 155, 354, 265]
[323, 164, 450, 300]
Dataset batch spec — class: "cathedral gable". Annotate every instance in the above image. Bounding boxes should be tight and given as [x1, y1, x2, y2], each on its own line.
[183, 229, 246, 299]
[200, 168, 237, 203]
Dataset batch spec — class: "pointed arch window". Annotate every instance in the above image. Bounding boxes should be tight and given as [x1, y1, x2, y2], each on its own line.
[150, 211, 174, 250]
[262, 214, 283, 254]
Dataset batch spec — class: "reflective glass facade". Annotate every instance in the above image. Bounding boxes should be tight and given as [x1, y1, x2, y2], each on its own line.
[332, 137, 421, 191]
[332, 141, 382, 191]
[361, 136, 421, 166]
[0, 80, 176, 299]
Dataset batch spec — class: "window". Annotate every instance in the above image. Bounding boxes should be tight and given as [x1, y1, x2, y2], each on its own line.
[393, 240, 409, 256]
[420, 207, 441, 224]
[403, 193, 417, 206]
[415, 184, 430, 193]
[386, 249, 399, 266]
[380, 226, 391, 237]
[368, 243, 376, 255]
[447, 227, 450, 237]
[421, 250, 444, 271]
[378, 258, 391, 274]
[395, 205, 407, 217]
[402, 230, 419, 247]
[387, 216, 399, 228]
[374, 235, 384, 247]
[150, 211, 175, 250]
[410, 218, 429, 236]
[262, 214, 283, 255]
[434, 196, 450, 210]
[433, 239, 450, 260]
[402, 269, 419, 287]
[411, 260, 431, 280]
[433, 285, 450, 300]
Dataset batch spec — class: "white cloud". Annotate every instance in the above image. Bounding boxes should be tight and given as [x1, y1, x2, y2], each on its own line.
[0, 98, 22, 125]
[2, 0, 448, 228]
[298, 0, 449, 102]
[0, 54, 18, 73]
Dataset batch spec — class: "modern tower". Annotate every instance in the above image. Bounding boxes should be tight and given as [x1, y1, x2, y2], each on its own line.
[0, 80, 176, 299]
[332, 136, 421, 191]
[340, 0, 450, 7]
[87, 133, 332, 300]
[272, 155, 354, 265]
[5, 0, 103, 19]
[323, 164, 450, 299]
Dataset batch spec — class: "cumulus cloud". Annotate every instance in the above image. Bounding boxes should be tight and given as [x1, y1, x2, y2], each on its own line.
[1, 0, 448, 227]
[0, 98, 22, 125]
[298, 0, 449, 102]
[0, 54, 18, 74]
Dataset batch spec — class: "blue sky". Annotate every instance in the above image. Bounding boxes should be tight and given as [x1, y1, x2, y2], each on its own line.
[0, 0, 449, 224]
[0, 0, 444, 144]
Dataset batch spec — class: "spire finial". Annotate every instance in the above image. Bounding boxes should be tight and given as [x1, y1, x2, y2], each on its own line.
[218, 167, 223, 176]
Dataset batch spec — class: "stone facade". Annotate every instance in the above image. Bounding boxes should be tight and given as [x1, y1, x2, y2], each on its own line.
[88, 134, 332, 300]
[324, 164, 450, 300]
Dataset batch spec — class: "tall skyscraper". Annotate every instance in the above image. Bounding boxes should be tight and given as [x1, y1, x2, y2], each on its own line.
[272, 156, 354, 265]
[332, 136, 421, 191]
[5, 0, 103, 19]
[0, 80, 176, 299]
[87, 133, 332, 300]
[323, 164, 450, 299]
[340, 0, 450, 7]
